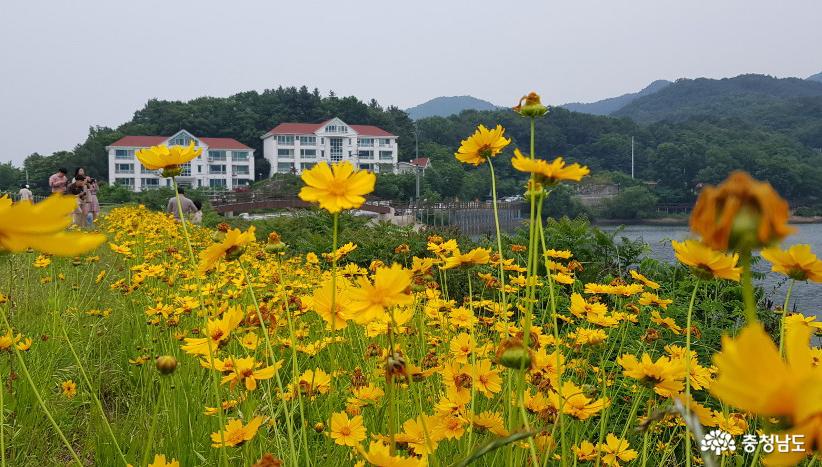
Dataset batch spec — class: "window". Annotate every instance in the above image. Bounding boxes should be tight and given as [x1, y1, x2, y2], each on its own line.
[115, 149, 133, 159]
[379, 150, 394, 161]
[208, 150, 227, 161]
[232, 151, 249, 161]
[277, 135, 294, 145]
[359, 163, 374, 171]
[277, 162, 294, 173]
[209, 179, 227, 188]
[358, 150, 374, 160]
[209, 164, 226, 174]
[358, 138, 373, 147]
[141, 166, 157, 174]
[232, 165, 250, 175]
[170, 134, 197, 146]
[180, 163, 192, 177]
[115, 177, 134, 188]
[325, 124, 347, 133]
[235, 179, 252, 186]
[330, 138, 343, 162]
[299, 136, 316, 145]
[379, 138, 392, 147]
[142, 178, 159, 188]
[115, 163, 134, 174]
[301, 162, 316, 171]
[300, 149, 316, 158]
[277, 149, 294, 158]
[197, 165, 202, 173]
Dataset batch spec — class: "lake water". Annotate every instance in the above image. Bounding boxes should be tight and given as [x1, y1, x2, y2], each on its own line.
[604, 224, 822, 316]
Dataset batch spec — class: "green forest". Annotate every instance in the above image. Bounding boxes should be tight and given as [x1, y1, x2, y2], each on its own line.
[3, 74, 822, 217]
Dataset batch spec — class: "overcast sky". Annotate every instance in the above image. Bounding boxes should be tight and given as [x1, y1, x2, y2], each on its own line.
[1, 0, 820, 165]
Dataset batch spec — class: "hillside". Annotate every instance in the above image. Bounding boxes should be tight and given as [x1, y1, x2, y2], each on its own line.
[561, 80, 671, 115]
[808, 71, 822, 83]
[613, 74, 822, 123]
[405, 95, 498, 120]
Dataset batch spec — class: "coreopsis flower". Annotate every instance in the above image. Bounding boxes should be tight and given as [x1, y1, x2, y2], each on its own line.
[455, 124, 511, 166]
[511, 149, 590, 185]
[147, 454, 179, 467]
[181, 306, 244, 356]
[513, 92, 548, 117]
[61, 380, 77, 399]
[0, 195, 105, 255]
[548, 381, 609, 420]
[617, 353, 686, 397]
[639, 292, 673, 309]
[136, 142, 202, 177]
[298, 161, 376, 213]
[470, 359, 502, 397]
[441, 247, 491, 270]
[711, 321, 822, 465]
[221, 356, 282, 391]
[599, 434, 638, 467]
[210, 416, 265, 448]
[650, 311, 682, 335]
[396, 415, 442, 455]
[348, 264, 413, 323]
[286, 368, 332, 400]
[573, 440, 598, 461]
[309, 277, 353, 330]
[329, 412, 367, 447]
[359, 441, 425, 467]
[672, 240, 741, 281]
[629, 269, 660, 289]
[690, 171, 794, 251]
[472, 411, 508, 437]
[198, 226, 256, 274]
[761, 244, 822, 282]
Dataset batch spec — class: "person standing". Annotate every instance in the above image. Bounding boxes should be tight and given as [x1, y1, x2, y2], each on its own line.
[18, 184, 33, 202]
[48, 168, 68, 194]
[67, 175, 89, 227]
[166, 187, 197, 221]
[84, 177, 100, 223]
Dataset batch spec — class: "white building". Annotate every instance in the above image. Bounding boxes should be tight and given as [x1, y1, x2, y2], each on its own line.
[261, 117, 398, 176]
[106, 130, 255, 192]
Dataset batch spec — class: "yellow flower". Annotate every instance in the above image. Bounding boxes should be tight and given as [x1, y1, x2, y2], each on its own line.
[511, 148, 590, 184]
[472, 411, 508, 437]
[147, 454, 179, 467]
[710, 321, 822, 465]
[198, 226, 256, 274]
[761, 244, 822, 282]
[549, 381, 609, 420]
[599, 433, 638, 467]
[298, 161, 376, 213]
[573, 440, 598, 461]
[135, 142, 202, 174]
[329, 412, 367, 447]
[349, 264, 413, 323]
[672, 240, 741, 281]
[470, 359, 502, 397]
[310, 276, 353, 330]
[210, 416, 265, 447]
[221, 356, 282, 391]
[359, 441, 425, 467]
[617, 353, 685, 397]
[61, 380, 77, 399]
[690, 171, 794, 251]
[455, 124, 511, 166]
[651, 310, 682, 335]
[629, 270, 660, 289]
[551, 272, 575, 285]
[181, 306, 244, 356]
[0, 195, 105, 256]
[639, 292, 672, 309]
[441, 247, 491, 270]
[513, 91, 548, 117]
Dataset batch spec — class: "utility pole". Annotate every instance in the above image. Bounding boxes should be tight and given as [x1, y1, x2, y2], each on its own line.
[414, 122, 420, 200]
[631, 136, 635, 179]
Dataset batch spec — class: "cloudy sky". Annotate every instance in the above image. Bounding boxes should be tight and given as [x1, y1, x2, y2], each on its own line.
[1, 0, 820, 165]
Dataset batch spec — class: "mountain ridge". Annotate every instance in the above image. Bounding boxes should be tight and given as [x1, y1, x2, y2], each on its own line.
[405, 95, 499, 120]
[561, 80, 672, 116]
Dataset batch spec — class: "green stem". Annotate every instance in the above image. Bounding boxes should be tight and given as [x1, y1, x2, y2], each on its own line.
[778, 279, 795, 355]
[1, 357, 4, 467]
[684, 281, 700, 467]
[740, 250, 757, 323]
[141, 380, 163, 467]
[486, 159, 508, 319]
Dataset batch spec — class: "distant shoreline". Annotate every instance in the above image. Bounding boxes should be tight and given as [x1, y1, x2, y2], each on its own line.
[593, 216, 822, 227]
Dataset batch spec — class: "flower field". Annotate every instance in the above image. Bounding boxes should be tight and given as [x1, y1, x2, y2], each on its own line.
[1, 94, 822, 466]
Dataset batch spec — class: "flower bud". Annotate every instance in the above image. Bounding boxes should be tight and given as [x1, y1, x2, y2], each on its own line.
[313, 422, 325, 433]
[155, 355, 178, 375]
[514, 92, 548, 118]
[161, 166, 182, 178]
[495, 338, 532, 370]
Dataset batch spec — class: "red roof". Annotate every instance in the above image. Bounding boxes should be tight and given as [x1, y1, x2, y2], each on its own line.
[109, 135, 251, 150]
[409, 157, 430, 167]
[265, 120, 396, 137]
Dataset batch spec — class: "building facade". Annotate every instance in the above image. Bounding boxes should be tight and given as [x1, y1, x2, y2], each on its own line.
[106, 130, 255, 192]
[261, 117, 398, 175]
